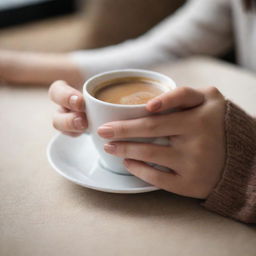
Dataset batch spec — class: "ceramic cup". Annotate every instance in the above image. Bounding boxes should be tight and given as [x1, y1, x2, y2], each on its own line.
[83, 69, 176, 175]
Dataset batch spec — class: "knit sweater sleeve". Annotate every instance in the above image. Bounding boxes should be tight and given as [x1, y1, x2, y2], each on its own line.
[203, 101, 256, 223]
[71, 0, 232, 78]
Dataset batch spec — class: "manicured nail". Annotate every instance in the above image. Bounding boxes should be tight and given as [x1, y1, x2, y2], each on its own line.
[70, 95, 78, 108]
[148, 99, 161, 111]
[104, 143, 116, 154]
[73, 117, 85, 130]
[98, 126, 114, 138]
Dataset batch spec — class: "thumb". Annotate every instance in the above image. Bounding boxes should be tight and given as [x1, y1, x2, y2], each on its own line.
[146, 86, 205, 113]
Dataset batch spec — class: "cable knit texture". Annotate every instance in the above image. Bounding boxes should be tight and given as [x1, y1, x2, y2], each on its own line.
[203, 101, 256, 223]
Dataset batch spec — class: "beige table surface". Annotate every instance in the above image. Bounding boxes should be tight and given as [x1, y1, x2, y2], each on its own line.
[0, 57, 256, 256]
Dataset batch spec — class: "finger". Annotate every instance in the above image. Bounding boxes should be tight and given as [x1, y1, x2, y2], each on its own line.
[62, 131, 84, 137]
[58, 106, 69, 113]
[53, 111, 87, 133]
[124, 159, 184, 194]
[104, 142, 182, 171]
[146, 87, 205, 112]
[49, 80, 85, 112]
[97, 111, 189, 139]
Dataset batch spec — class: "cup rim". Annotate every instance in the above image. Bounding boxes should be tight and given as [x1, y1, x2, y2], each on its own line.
[83, 69, 176, 109]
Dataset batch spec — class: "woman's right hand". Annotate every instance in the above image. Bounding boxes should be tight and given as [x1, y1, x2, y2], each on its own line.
[49, 80, 87, 136]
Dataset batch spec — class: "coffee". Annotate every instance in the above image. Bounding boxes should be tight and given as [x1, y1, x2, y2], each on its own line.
[84, 69, 176, 174]
[94, 77, 165, 105]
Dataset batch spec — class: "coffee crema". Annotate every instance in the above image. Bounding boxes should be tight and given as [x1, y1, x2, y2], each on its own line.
[93, 77, 166, 105]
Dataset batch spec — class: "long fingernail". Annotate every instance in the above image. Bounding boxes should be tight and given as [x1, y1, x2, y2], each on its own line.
[73, 117, 86, 130]
[104, 143, 116, 154]
[70, 95, 78, 109]
[148, 99, 161, 112]
[98, 126, 114, 138]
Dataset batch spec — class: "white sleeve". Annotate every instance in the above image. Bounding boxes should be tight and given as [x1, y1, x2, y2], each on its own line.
[71, 0, 232, 78]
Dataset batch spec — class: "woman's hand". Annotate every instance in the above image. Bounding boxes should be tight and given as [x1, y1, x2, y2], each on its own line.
[98, 87, 226, 199]
[49, 80, 87, 136]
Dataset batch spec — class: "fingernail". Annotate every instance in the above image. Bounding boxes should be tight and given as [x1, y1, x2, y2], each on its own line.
[104, 143, 116, 154]
[98, 126, 114, 138]
[148, 99, 161, 111]
[70, 95, 78, 108]
[73, 117, 86, 130]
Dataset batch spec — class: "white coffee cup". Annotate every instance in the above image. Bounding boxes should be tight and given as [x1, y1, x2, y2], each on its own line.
[83, 69, 176, 175]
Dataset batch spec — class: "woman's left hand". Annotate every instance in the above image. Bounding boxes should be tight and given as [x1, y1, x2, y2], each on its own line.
[97, 87, 226, 199]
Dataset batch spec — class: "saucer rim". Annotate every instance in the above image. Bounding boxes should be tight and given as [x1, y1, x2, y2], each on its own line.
[47, 133, 159, 194]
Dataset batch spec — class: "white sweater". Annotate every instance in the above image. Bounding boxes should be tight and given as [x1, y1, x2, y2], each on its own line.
[72, 0, 256, 77]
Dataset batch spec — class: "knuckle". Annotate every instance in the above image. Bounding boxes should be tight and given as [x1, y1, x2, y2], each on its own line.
[116, 122, 128, 137]
[144, 118, 158, 132]
[65, 116, 75, 131]
[50, 80, 65, 90]
[206, 86, 221, 98]
[53, 79, 66, 87]
[118, 143, 129, 157]
[52, 113, 75, 132]
[48, 80, 66, 99]
[178, 86, 191, 97]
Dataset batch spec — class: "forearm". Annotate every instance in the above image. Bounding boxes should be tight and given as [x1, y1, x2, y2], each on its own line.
[0, 50, 84, 88]
[203, 101, 256, 223]
[72, 0, 233, 78]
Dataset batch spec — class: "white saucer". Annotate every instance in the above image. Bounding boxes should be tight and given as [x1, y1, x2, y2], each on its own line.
[47, 133, 159, 194]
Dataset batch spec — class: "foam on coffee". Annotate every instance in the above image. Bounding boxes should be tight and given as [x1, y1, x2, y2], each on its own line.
[94, 77, 166, 105]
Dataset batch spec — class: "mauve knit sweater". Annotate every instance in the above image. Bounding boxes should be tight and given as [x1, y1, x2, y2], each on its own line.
[203, 101, 256, 223]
